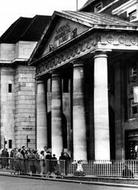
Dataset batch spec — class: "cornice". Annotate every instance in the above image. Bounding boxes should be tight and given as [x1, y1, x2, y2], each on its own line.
[98, 0, 120, 13]
[36, 30, 138, 77]
[33, 25, 138, 66]
[112, 0, 137, 15]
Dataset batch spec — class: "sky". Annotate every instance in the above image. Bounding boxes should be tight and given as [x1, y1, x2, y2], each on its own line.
[0, 0, 87, 36]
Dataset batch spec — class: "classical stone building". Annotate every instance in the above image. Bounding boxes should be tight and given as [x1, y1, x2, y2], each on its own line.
[29, 0, 138, 161]
[0, 15, 50, 149]
[1, 0, 138, 161]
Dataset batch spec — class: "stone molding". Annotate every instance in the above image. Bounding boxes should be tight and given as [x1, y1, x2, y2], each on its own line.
[36, 31, 138, 77]
[112, 0, 137, 15]
[99, 32, 138, 48]
[36, 80, 44, 84]
[94, 51, 108, 59]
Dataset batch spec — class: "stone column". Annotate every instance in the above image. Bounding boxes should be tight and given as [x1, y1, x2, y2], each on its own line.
[73, 61, 87, 161]
[114, 62, 123, 160]
[51, 73, 63, 158]
[36, 80, 47, 151]
[94, 51, 110, 161]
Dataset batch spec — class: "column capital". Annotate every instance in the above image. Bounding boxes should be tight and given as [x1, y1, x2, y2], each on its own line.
[72, 58, 84, 68]
[91, 48, 111, 58]
[51, 71, 61, 78]
[36, 79, 44, 84]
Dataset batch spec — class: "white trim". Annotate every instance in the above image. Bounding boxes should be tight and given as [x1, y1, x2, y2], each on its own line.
[112, 0, 137, 15]
[0, 58, 28, 64]
[98, 0, 120, 13]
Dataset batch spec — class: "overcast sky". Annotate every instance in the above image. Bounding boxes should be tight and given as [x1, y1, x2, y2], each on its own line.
[0, 0, 87, 36]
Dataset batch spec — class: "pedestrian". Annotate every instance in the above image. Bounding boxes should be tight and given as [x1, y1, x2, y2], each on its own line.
[43, 146, 48, 157]
[51, 154, 57, 176]
[1, 148, 9, 169]
[45, 151, 52, 177]
[59, 151, 66, 175]
[74, 160, 85, 176]
[15, 149, 23, 175]
[28, 149, 36, 175]
[34, 150, 40, 174]
[39, 150, 45, 176]
[122, 165, 134, 178]
[64, 152, 71, 175]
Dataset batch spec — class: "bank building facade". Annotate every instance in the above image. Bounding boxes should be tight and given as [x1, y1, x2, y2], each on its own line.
[2, 0, 138, 161]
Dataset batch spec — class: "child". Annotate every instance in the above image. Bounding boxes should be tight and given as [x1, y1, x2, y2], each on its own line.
[74, 160, 86, 176]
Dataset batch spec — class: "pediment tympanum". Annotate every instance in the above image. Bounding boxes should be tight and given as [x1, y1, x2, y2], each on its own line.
[42, 17, 89, 56]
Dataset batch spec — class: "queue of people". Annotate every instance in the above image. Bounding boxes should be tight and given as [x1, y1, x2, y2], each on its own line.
[0, 146, 71, 177]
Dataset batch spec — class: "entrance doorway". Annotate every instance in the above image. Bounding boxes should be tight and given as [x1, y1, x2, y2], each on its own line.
[125, 130, 138, 159]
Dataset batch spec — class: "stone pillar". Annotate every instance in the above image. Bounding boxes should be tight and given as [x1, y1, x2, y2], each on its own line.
[51, 73, 63, 158]
[36, 80, 47, 151]
[73, 61, 87, 161]
[94, 51, 110, 161]
[115, 62, 124, 160]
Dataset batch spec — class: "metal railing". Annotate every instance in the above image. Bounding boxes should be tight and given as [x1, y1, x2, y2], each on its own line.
[0, 157, 138, 178]
[68, 160, 138, 178]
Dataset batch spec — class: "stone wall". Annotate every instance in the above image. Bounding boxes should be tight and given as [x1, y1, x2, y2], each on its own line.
[0, 67, 15, 149]
[15, 65, 36, 149]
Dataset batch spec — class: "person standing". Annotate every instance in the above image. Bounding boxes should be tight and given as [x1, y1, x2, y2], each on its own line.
[39, 150, 45, 176]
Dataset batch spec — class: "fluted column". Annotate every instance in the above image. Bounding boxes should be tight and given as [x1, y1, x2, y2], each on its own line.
[73, 61, 87, 161]
[94, 51, 110, 161]
[36, 80, 47, 151]
[51, 73, 63, 158]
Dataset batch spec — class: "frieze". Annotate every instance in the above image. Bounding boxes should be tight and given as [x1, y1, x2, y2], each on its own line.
[36, 32, 138, 76]
[100, 33, 138, 47]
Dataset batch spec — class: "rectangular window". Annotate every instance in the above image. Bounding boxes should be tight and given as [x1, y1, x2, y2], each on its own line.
[94, 2, 103, 12]
[129, 64, 137, 83]
[130, 99, 138, 117]
[8, 83, 12, 93]
[128, 63, 138, 119]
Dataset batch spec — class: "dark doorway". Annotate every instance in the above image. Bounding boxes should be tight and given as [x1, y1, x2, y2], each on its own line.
[109, 106, 115, 160]
[47, 112, 51, 149]
[62, 113, 67, 148]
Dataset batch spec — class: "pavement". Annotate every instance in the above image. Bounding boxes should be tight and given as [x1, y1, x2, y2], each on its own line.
[0, 169, 138, 188]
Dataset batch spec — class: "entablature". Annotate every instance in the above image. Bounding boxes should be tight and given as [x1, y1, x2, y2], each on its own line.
[36, 29, 138, 77]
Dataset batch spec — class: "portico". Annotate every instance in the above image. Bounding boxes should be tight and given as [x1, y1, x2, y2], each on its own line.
[31, 11, 138, 161]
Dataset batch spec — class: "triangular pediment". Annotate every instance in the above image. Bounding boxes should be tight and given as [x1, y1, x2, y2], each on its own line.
[42, 12, 89, 56]
[30, 10, 138, 63]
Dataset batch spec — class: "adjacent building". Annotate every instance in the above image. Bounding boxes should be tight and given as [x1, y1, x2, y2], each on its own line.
[0, 15, 50, 149]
